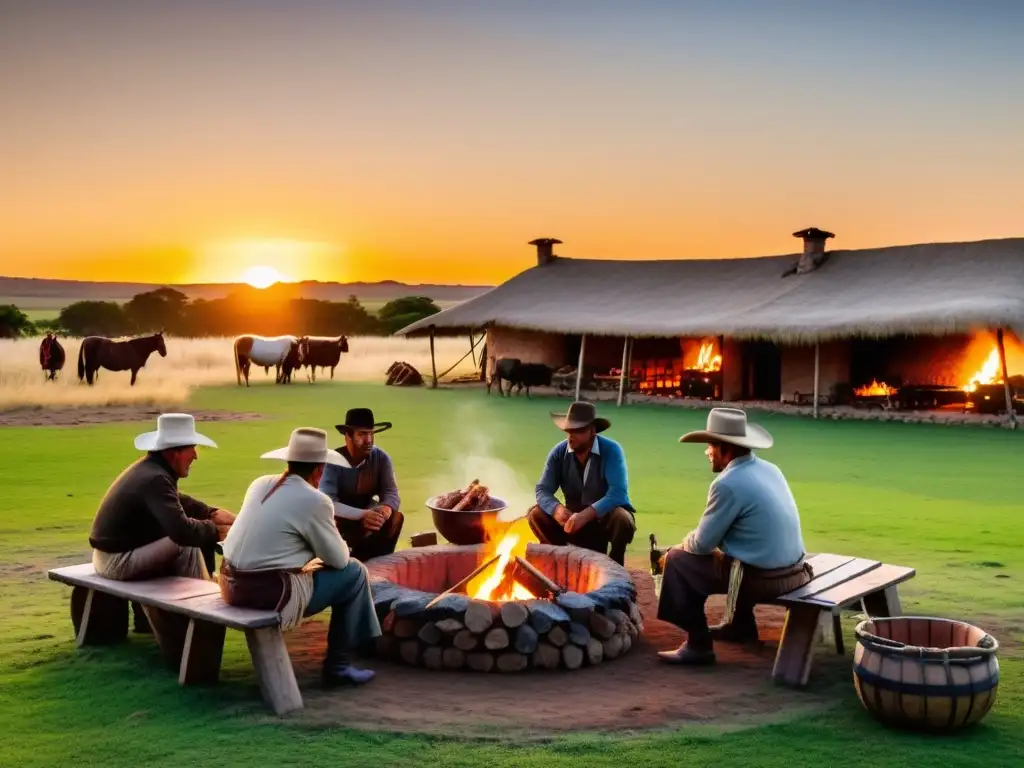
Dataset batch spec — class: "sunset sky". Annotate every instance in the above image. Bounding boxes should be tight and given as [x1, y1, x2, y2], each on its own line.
[2, 1, 1023, 286]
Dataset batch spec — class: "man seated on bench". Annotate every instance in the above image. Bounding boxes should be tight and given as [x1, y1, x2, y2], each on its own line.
[656, 408, 813, 666]
[88, 413, 236, 586]
[220, 427, 381, 688]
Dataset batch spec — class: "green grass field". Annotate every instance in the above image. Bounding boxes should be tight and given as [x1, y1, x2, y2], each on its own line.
[2, 384, 1022, 766]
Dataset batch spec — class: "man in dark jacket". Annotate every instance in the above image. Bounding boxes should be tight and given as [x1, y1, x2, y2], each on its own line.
[89, 413, 236, 585]
[319, 408, 404, 561]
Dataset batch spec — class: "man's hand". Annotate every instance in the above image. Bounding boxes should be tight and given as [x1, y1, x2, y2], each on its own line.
[564, 507, 597, 534]
[210, 509, 235, 527]
[363, 508, 386, 532]
[216, 524, 232, 541]
[376, 504, 394, 521]
[552, 504, 571, 525]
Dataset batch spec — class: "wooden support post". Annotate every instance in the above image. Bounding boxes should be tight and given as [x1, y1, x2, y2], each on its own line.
[178, 618, 227, 685]
[813, 341, 821, 419]
[245, 627, 303, 716]
[617, 336, 630, 407]
[574, 334, 587, 401]
[996, 328, 1018, 429]
[469, 332, 477, 367]
[429, 327, 437, 389]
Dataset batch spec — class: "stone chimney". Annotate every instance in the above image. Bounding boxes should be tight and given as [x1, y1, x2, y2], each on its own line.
[792, 228, 834, 274]
[529, 237, 562, 266]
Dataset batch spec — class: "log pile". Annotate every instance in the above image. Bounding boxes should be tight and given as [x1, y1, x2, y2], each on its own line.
[432, 479, 495, 512]
[367, 544, 643, 673]
[385, 361, 423, 386]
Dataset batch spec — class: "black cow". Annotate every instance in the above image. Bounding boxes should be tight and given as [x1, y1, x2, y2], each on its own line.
[487, 357, 553, 397]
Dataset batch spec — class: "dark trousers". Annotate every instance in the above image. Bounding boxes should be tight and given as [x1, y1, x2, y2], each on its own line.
[656, 548, 811, 649]
[526, 505, 636, 565]
[336, 510, 404, 561]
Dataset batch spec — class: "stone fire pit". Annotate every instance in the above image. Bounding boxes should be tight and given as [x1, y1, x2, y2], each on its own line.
[366, 543, 642, 672]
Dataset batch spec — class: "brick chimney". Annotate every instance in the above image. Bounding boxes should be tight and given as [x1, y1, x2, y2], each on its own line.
[792, 228, 834, 274]
[529, 237, 562, 266]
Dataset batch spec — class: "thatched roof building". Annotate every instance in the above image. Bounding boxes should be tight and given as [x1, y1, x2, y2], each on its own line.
[396, 230, 1024, 342]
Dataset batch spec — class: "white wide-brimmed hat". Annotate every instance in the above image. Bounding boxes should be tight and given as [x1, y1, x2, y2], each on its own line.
[679, 407, 773, 450]
[134, 413, 218, 451]
[260, 427, 347, 465]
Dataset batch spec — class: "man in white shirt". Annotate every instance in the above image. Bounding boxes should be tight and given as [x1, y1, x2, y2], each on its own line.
[220, 427, 381, 687]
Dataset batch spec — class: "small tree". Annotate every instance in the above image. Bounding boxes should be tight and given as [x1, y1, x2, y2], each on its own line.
[378, 296, 441, 334]
[124, 287, 189, 333]
[0, 305, 35, 338]
[57, 301, 130, 337]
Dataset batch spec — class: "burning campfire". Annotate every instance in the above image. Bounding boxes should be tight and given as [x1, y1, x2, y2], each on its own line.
[963, 348, 1001, 393]
[365, 487, 643, 672]
[635, 338, 723, 397]
[691, 341, 722, 372]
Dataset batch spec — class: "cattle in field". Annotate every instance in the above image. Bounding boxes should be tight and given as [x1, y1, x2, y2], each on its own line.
[487, 357, 554, 397]
[233, 334, 301, 386]
[39, 333, 66, 380]
[297, 335, 349, 382]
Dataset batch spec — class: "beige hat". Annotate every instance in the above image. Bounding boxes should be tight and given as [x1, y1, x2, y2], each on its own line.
[260, 427, 347, 465]
[679, 407, 773, 450]
[134, 413, 217, 451]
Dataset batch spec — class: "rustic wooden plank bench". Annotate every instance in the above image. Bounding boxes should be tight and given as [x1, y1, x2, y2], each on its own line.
[767, 552, 915, 687]
[47, 563, 302, 716]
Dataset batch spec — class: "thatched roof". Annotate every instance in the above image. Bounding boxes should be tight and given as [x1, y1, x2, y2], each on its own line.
[397, 237, 1024, 342]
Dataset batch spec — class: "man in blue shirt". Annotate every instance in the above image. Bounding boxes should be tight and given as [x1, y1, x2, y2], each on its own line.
[656, 408, 812, 666]
[527, 401, 636, 565]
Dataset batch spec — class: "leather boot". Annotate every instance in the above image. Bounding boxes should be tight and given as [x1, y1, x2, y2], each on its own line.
[657, 641, 716, 665]
[322, 651, 376, 688]
[710, 607, 760, 644]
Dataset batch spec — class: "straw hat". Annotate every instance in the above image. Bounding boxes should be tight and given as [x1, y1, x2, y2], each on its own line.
[260, 427, 347, 465]
[678, 408, 773, 450]
[134, 413, 217, 451]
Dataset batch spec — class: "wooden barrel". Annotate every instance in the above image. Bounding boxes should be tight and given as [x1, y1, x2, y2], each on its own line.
[853, 616, 999, 730]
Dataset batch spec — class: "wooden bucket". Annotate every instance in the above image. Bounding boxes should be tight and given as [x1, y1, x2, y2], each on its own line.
[853, 616, 999, 730]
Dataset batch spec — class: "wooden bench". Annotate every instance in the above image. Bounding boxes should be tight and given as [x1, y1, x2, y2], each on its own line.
[767, 552, 915, 687]
[47, 563, 303, 716]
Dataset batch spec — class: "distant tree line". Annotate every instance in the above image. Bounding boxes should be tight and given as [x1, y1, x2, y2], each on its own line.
[3, 287, 442, 339]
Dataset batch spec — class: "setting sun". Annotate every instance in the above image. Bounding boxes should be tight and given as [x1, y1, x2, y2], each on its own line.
[242, 265, 287, 289]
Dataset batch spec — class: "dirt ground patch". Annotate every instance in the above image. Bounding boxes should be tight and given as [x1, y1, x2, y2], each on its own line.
[0, 406, 262, 428]
[275, 567, 854, 737]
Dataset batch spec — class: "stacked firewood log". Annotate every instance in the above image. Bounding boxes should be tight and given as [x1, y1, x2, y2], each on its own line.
[375, 590, 643, 673]
[433, 479, 494, 512]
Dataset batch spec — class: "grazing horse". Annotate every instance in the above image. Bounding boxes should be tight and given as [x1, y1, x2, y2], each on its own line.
[39, 333, 66, 380]
[233, 334, 302, 386]
[77, 332, 167, 386]
[297, 335, 349, 382]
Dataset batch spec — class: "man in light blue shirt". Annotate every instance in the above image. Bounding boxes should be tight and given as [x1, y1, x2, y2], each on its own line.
[656, 408, 812, 666]
[527, 402, 636, 565]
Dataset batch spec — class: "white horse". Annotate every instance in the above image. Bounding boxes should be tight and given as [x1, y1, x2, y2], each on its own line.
[233, 334, 302, 386]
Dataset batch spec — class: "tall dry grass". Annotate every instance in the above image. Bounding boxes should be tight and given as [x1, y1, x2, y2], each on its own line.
[0, 335, 480, 409]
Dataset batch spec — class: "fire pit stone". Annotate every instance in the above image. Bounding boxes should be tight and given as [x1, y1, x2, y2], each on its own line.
[366, 543, 642, 672]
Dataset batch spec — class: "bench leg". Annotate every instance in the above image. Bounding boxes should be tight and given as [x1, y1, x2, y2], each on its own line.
[178, 618, 227, 685]
[861, 585, 902, 618]
[245, 627, 303, 715]
[71, 586, 128, 646]
[832, 612, 844, 655]
[142, 605, 190, 669]
[772, 604, 821, 687]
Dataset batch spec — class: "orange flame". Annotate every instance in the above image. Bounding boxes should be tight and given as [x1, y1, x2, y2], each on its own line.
[854, 379, 897, 397]
[963, 349, 1001, 393]
[467, 516, 539, 602]
[692, 341, 722, 372]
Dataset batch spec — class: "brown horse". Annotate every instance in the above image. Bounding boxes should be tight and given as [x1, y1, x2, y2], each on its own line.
[77, 332, 167, 386]
[39, 333, 66, 381]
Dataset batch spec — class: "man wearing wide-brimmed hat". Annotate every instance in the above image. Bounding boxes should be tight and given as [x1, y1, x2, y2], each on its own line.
[656, 408, 812, 666]
[527, 401, 637, 566]
[220, 427, 380, 687]
[318, 407, 404, 561]
[89, 413, 236, 588]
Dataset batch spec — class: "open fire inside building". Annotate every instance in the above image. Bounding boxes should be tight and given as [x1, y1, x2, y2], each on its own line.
[398, 229, 1024, 424]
